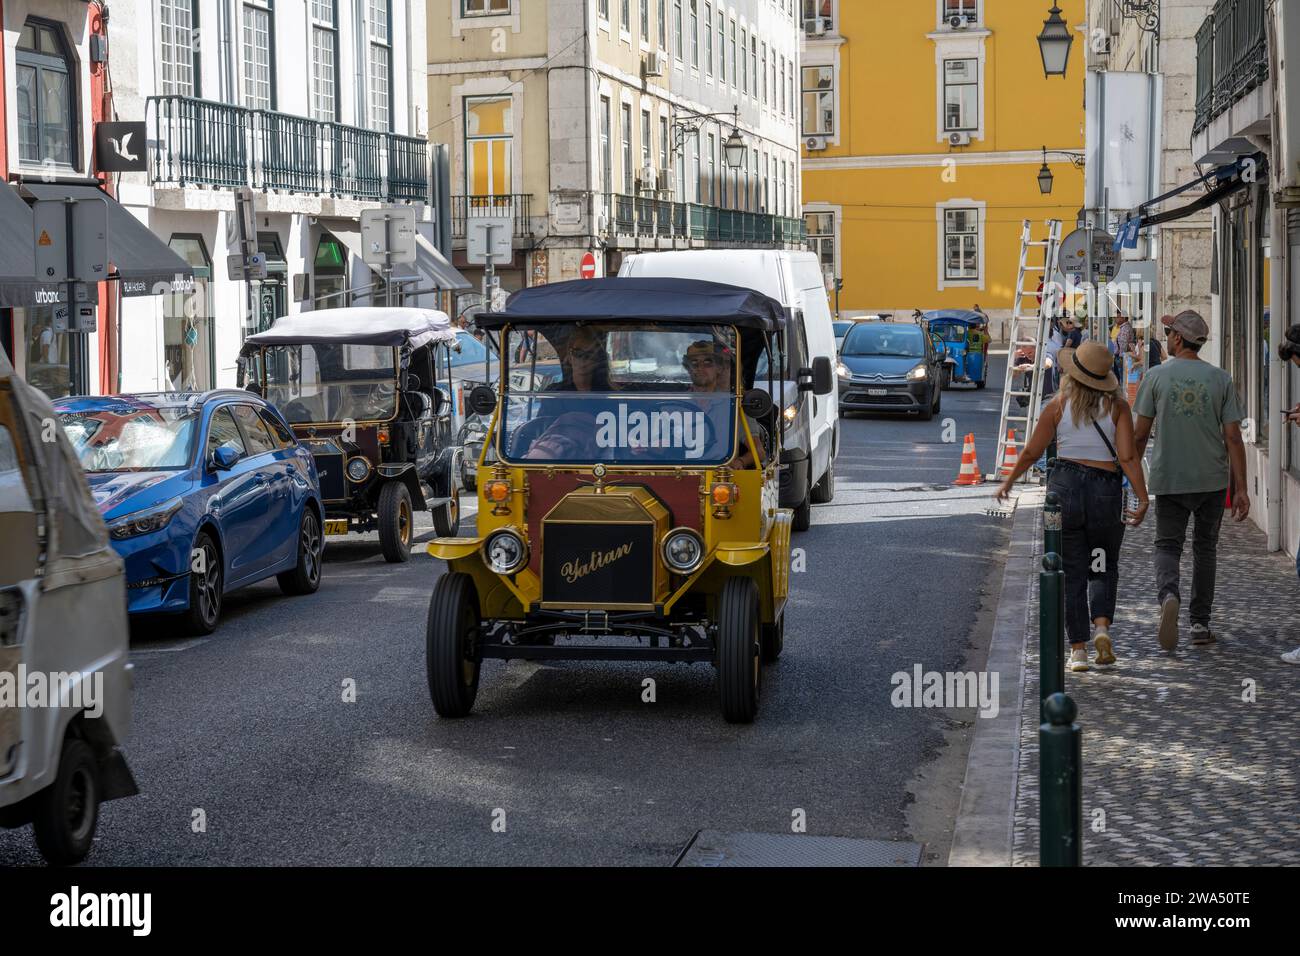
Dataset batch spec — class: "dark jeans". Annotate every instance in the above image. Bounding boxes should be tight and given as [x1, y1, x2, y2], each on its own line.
[1154, 490, 1226, 627]
[1048, 461, 1125, 645]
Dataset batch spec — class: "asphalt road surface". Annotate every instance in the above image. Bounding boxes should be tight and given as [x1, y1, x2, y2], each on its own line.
[1, 358, 1014, 866]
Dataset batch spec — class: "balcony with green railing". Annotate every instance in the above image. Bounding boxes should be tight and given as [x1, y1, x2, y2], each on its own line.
[147, 95, 429, 203]
[599, 192, 806, 247]
[1193, 0, 1269, 136]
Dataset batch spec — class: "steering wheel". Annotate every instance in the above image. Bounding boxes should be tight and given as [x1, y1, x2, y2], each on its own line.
[508, 415, 556, 458]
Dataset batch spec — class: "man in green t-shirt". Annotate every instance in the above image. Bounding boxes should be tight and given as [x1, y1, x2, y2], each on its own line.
[1134, 311, 1249, 652]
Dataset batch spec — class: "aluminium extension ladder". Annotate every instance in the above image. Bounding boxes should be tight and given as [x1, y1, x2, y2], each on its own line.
[991, 219, 1063, 481]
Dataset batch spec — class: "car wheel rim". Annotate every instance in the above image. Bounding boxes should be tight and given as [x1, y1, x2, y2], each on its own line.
[198, 543, 220, 624]
[303, 515, 321, 583]
[399, 500, 411, 546]
[66, 765, 94, 842]
[449, 489, 459, 527]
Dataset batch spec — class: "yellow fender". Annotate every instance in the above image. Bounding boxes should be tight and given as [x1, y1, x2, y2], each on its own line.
[427, 537, 482, 561]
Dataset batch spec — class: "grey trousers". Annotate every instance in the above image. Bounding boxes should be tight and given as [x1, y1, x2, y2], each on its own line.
[1153, 490, 1227, 627]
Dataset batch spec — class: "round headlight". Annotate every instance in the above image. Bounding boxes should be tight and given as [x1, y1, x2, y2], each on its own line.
[661, 528, 705, 574]
[483, 529, 527, 574]
[346, 456, 371, 482]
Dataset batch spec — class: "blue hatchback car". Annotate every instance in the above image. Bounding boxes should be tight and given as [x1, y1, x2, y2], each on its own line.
[56, 391, 325, 634]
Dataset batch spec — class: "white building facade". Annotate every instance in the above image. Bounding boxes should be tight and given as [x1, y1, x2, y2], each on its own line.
[109, 0, 434, 393]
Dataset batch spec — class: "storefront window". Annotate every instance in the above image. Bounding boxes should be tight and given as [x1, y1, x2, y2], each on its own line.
[23, 307, 70, 399]
[163, 235, 214, 392]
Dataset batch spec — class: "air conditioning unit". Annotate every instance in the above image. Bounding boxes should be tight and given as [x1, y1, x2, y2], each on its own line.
[638, 165, 657, 191]
[643, 52, 664, 77]
[948, 15, 968, 30]
[805, 135, 828, 151]
[656, 168, 676, 193]
[948, 131, 971, 147]
[804, 16, 826, 37]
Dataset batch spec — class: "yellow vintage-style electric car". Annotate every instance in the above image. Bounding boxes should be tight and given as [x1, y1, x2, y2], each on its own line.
[425, 277, 834, 722]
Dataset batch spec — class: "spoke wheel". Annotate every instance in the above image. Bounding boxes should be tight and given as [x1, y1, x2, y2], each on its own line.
[432, 484, 460, 537]
[378, 482, 413, 563]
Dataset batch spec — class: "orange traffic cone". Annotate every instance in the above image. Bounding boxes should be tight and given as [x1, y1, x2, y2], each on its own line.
[1000, 429, 1020, 478]
[955, 433, 984, 486]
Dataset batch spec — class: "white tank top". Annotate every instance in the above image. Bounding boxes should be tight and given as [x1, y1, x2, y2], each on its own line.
[1056, 404, 1117, 461]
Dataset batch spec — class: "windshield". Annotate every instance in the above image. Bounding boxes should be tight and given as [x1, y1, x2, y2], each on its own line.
[500, 323, 738, 465]
[842, 325, 925, 358]
[260, 343, 398, 424]
[61, 406, 199, 472]
[929, 321, 969, 344]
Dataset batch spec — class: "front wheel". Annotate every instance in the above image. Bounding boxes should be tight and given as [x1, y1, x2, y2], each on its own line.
[810, 457, 835, 504]
[377, 481, 413, 563]
[717, 577, 761, 723]
[31, 737, 100, 865]
[918, 390, 935, 421]
[941, 367, 953, 390]
[182, 530, 222, 635]
[277, 508, 323, 595]
[431, 485, 460, 538]
[426, 573, 481, 717]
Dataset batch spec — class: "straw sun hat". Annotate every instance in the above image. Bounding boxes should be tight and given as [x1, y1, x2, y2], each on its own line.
[1057, 340, 1119, 392]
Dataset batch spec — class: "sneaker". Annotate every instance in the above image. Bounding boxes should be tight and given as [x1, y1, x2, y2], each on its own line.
[1069, 647, 1090, 672]
[1093, 632, 1116, 666]
[1282, 647, 1300, 665]
[1157, 595, 1180, 651]
[1190, 624, 1217, 646]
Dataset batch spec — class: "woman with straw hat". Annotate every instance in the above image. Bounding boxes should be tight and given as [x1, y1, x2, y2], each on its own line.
[997, 340, 1151, 671]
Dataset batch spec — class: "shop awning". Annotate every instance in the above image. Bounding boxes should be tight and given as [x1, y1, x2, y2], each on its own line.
[23, 183, 194, 294]
[322, 219, 471, 293]
[1118, 153, 1266, 243]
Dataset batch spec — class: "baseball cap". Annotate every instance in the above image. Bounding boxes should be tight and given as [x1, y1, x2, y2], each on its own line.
[1161, 310, 1209, 345]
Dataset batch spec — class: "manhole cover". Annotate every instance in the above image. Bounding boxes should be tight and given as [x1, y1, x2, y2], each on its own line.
[673, 830, 923, 867]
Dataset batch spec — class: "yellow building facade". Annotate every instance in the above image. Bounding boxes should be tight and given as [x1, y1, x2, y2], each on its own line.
[800, 0, 1085, 335]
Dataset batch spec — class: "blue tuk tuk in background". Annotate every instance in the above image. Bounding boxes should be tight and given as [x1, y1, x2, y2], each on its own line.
[923, 310, 988, 390]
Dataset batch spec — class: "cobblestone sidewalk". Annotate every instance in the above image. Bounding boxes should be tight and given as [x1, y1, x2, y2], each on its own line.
[1011, 507, 1300, 866]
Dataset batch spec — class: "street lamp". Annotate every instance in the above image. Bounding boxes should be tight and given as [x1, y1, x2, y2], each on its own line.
[723, 125, 747, 169]
[1037, 148, 1055, 195]
[1037, 3, 1073, 78]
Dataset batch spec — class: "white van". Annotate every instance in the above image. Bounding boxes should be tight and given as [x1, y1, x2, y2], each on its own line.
[619, 250, 839, 530]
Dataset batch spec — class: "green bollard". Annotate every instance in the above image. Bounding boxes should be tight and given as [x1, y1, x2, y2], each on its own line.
[1044, 491, 1062, 558]
[1040, 691, 1082, 867]
[1039, 552, 1065, 716]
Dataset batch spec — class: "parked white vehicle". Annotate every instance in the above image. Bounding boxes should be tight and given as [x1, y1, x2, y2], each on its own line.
[0, 349, 137, 864]
[619, 250, 839, 530]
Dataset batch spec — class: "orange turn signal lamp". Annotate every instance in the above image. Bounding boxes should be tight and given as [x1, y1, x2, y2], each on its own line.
[377, 424, 390, 443]
[484, 479, 511, 503]
[709, 482, 738, 509]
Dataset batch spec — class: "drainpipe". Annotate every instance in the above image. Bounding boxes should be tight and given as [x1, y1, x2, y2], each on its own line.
[1266, 7, 1285, 552]
[1268, 205, 1285, 552]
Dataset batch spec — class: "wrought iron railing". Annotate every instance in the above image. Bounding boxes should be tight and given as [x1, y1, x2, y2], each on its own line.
[1193, 0, 1269, 135]
[597, 192, 806, 246]
[148, 95, 429, 202]
[451, 194, 533, 238]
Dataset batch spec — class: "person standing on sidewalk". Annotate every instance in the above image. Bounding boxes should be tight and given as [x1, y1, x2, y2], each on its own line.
[1133, 310, 1250, 652]
[997, 341, 1150, 671]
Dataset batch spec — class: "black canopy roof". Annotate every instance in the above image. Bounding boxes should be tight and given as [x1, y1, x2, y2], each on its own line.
[477, 277, 788, 332]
